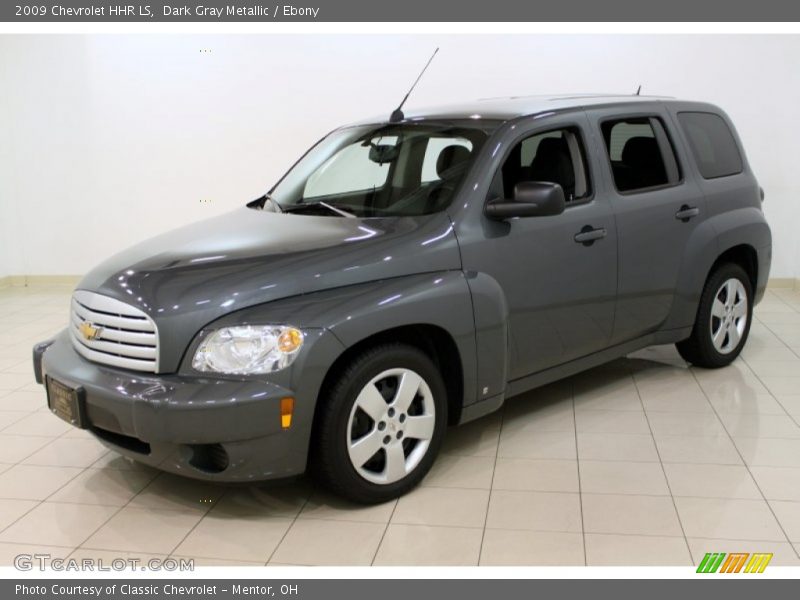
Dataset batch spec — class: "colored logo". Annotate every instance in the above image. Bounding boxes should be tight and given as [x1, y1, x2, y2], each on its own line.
[696, 552, 773, 573]
[79, 321, 103, 341]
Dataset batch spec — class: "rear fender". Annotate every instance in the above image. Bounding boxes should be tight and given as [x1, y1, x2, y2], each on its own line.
[665, 206, 771, 329]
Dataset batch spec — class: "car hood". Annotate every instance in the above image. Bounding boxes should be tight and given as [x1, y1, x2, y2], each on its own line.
[77, 207, 461, 371]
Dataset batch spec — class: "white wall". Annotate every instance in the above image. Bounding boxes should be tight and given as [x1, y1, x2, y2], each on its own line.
[1, 34, 798, 278]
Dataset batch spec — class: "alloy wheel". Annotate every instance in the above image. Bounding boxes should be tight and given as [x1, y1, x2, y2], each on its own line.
[346, 368, 436, 485]
[709, 277, 748, 354]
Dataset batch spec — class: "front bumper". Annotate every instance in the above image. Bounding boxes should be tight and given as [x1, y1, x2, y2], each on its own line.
[34, 329, 338, 482]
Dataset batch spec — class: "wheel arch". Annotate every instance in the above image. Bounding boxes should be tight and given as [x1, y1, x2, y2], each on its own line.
[665, 207, 770, 331]
[314, 323, 466, 427]
[710, 243, 759, 293]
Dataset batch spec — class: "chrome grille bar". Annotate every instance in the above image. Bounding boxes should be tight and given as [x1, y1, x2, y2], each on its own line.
[70, 290, 159, 373]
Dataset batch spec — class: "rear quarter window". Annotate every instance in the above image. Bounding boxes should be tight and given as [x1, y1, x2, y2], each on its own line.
[677, 112, 743, 179]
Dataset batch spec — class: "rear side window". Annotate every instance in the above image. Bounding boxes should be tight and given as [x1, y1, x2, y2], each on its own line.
[678, 112, 743, 179]
[601, 117, 680, 193]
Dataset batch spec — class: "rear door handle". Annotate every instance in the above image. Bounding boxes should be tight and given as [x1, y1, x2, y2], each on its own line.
[675, 205, 700, 222]
[574, 226, 607, 246]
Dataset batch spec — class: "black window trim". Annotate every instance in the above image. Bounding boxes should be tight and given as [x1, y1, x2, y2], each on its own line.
[677, 110, 744, 180]
[598, 114, 685, 197]
[486, 122, 596, 210]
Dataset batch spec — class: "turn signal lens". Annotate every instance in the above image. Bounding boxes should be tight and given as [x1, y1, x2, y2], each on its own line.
[280, 397, 295, 429]
[277, 328, 303, 353]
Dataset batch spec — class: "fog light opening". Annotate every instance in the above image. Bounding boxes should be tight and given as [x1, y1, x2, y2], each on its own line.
[187, 443, 229, 473]
[280, 397, 295, 429]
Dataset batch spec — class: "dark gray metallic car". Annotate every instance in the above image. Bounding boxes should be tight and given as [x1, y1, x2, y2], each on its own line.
[33, 95, 771, 503]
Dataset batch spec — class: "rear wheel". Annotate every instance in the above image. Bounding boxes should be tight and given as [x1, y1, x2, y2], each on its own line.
[676, 263, 753, 368]
[311, 344, 447, 504]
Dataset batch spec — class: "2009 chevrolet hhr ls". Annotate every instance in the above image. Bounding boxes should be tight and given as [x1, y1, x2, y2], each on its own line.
[34, 95, 771, 503]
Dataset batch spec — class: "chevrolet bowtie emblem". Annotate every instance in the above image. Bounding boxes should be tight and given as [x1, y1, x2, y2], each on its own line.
[79, 321, 103, 341]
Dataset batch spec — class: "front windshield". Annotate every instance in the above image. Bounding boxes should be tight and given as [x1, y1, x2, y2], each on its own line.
[269, 123, 487, 217]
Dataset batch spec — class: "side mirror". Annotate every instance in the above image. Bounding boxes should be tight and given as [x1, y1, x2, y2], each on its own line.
[485, 181, 566, 220]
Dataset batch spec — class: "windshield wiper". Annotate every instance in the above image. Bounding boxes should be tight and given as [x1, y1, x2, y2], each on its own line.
[316, 201, 357, 218]
[284, 201, 358, 218]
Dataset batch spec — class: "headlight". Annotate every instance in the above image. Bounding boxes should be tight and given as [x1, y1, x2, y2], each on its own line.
[192, 325, 304, 374]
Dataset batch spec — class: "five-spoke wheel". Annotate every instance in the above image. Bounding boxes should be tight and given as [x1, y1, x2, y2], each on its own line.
[312, 344, 447, 504]
[677, 262, 753, 368]
[347, 368, 436, 485]
[709, 278, 749, 355]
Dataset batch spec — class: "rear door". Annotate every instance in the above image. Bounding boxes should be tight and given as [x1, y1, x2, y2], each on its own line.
[586, 105, 707, 345]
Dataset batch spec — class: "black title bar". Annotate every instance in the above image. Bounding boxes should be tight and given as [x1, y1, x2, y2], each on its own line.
[3, 0, 800, 22]
[4, 578, 799, 600]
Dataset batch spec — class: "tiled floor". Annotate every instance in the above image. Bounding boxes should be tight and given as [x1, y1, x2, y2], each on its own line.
[1, 284, 800, 566]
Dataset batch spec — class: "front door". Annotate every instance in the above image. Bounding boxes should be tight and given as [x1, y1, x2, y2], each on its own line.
[458, 113, 618, 381]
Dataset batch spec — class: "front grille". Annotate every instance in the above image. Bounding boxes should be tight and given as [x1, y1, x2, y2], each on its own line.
[92, 425, 151, 455]
[70, 290, 159, 373]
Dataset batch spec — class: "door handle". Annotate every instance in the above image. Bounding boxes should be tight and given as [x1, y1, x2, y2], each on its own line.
[675, 204, 700, 222]
[574, 225, 607, 246]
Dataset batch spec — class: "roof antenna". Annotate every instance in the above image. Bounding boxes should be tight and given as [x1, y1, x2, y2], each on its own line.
[390, 47, 439, 123]
[635, 85, 642, 96]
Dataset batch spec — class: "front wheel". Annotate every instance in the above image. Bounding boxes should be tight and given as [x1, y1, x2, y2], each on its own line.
[676, 263, 753, 368]
[311, 344, 447, 504]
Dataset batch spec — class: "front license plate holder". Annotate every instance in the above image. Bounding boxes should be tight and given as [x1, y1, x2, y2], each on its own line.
[45, 376, 88, 429]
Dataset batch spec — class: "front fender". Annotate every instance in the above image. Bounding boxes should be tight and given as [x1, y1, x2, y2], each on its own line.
[266, 271, 479, 409]
[190, 271, 481, 409]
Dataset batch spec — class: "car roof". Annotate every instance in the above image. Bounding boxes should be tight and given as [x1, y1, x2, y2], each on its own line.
[352, 94, 679, 126]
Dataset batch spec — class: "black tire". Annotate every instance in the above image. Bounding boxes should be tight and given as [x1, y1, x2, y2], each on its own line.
[676, 262, 753, 368]
[310, 343, 448, 504]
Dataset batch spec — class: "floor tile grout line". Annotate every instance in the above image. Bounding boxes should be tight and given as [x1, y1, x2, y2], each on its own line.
[728, 316, 800, 430]
[745, 319, 800, 429]
[628, 361, 695, 563]
[0, 432, 66, 468]
[61, 470, 171, 560]
[6, 488, 798, 506]
[164, 486, 231, 560]
[0, 499, 42, 538]
[0, 453, 93, 539]
[62, 470, 216, 560]
[263, 489, 313, 566]
[0, 408, 35, 434]
[0, 540, 78, 552]
[574, 530, 792, 543]
[370, 521, 486, 532]
[475, 401, 504, 567]
[369, 498, 399, 566]
[570, 381, 588, 566]
[0, 517, 790, 546]
[688, 366, 800, 561]
[762, 289, 799, 312]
